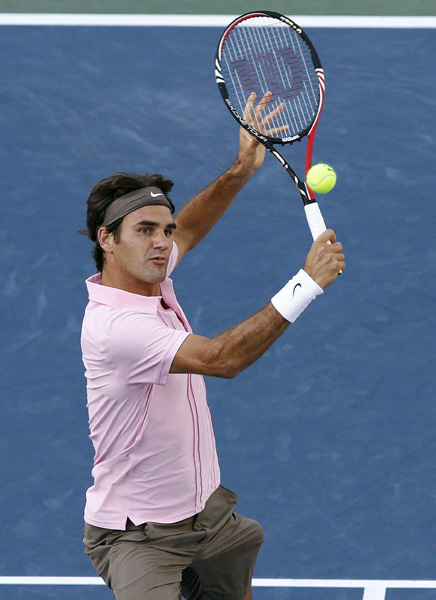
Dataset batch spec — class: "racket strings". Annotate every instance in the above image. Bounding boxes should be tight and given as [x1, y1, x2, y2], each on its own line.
[220, 15, 320, 137]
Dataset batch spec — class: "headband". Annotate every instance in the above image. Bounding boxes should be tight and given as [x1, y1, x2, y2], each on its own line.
[78, 186, 175, 237]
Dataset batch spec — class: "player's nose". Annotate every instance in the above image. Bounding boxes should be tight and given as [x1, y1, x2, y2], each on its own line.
[153, 230, 170, 248]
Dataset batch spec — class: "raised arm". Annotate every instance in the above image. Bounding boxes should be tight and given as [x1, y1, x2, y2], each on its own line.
[174, 92, 287, 263]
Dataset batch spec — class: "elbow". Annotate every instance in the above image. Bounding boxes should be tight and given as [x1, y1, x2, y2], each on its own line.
[174, 335, 244, 379]
[216, 366, 240, 379]
[198, 339, 245, 379]
[211, 358, 242, 379]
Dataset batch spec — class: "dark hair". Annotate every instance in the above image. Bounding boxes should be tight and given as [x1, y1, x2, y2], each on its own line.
[85, 172, 174, 272]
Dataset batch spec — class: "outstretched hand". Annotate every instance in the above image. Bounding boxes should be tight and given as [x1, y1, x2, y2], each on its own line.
[236, 91, 288, 175]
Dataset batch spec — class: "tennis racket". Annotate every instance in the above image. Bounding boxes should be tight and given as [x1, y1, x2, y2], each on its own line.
[215, 10, 329, 241]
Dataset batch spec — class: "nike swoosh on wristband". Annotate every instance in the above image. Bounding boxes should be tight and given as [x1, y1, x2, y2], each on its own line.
[292, 283, 302, 297]
[150, 191, 164, 197]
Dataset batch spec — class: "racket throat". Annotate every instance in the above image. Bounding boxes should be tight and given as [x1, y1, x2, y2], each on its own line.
[270, 148, 314, 206]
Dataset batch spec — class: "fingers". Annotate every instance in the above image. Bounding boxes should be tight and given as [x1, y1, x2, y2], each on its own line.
[320, 230, 345, 270]
[263, 101, 285, 126]
[242, 92, 265, 128]
[316, 230, 345, 266]
[243, 91, 288, 136]
[330, 244, 345, 272]
[242, 91, 257, 120]
[304, 229, 345, 289]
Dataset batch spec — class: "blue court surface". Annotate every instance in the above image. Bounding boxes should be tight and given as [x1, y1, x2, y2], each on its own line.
[0, 18, 435, 600]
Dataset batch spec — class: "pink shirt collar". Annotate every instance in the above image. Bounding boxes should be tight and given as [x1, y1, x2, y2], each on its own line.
[86, 273, 162, 313]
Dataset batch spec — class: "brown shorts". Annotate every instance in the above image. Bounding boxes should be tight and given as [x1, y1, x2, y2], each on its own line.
[83, 485, 264, 600]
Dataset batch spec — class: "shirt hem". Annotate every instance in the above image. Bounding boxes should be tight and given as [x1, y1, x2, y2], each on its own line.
[84, 484, 220, 530]
[84, 505, 200, 530]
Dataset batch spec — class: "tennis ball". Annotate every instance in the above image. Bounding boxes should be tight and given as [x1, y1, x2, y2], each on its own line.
[306, 163, 337, 194]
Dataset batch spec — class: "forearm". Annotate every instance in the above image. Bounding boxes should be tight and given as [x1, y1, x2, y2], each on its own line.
[174, 93, 285, 259]
[175, 158, 256, 255]
[172, 302, 289, 379]
[212, 302, 291, 377]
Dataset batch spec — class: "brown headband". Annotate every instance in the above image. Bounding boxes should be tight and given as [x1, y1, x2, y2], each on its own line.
[78, 186, 175, 237]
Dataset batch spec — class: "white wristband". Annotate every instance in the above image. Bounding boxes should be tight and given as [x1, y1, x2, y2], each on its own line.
[271, 269, 323, 323]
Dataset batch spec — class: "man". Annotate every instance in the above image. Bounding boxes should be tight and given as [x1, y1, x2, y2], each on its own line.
[80, 94, 345, 600]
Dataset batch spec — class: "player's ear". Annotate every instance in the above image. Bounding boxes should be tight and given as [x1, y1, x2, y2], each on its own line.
[98, 227, 114, 253]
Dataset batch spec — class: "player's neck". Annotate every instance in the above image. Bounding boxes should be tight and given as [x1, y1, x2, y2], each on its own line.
[101, 269, 161, 297]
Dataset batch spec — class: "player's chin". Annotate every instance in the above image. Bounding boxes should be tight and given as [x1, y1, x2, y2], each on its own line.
[145, 263, 169, 283]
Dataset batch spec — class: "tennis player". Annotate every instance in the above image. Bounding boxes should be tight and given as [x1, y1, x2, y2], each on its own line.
[80, 95, 345, 600]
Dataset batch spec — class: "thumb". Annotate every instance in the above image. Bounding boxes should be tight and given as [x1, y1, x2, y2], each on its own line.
[315, 228, 337, 244]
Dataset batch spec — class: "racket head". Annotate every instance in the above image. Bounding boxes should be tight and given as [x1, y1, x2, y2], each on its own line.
[215, 11, 325, 146]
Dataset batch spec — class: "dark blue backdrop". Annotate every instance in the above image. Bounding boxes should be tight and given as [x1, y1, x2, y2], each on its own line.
[0, 24, 435, 599]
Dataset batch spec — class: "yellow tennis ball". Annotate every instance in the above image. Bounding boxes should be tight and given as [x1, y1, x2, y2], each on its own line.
[306, 163, 337, 193]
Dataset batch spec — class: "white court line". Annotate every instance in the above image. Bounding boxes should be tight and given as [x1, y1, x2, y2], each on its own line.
[254, 579, 436, 588]
[1, 577, 436, 587]
[2, 577, 436, 600]
[0, 14, 436, 27]
[0, 577, 105, 585]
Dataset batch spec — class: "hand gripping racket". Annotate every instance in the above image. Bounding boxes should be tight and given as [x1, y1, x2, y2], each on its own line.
[215, 10, 328, 241]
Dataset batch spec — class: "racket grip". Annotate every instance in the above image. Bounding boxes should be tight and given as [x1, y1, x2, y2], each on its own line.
[305, 201, 342, 275]
[304, 202, 327, 241]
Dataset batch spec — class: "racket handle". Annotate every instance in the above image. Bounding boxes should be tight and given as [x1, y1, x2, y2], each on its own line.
[305, 201, 342, 275]
[304, 202, 327, 241]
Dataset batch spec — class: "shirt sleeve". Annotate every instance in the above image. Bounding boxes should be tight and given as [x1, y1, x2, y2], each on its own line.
[104, 310, 190, 387]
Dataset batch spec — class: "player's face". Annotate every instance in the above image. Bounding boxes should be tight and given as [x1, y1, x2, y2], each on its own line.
[105, 205, 176, 296]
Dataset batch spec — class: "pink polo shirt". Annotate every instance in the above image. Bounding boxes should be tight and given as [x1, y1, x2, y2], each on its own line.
[81, 243, 220, 529]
